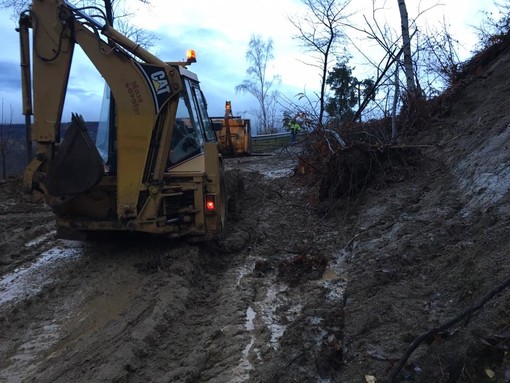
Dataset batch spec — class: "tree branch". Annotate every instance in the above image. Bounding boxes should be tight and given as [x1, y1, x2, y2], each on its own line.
[386, 275, 510, 383]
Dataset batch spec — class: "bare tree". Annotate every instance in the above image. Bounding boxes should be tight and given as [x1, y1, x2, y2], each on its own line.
[98, 0, 155, 48]
[420, 17, 462, 90]
[1, 0, 150, 17]
[474, 0, 510, 50]
[1, 0, 154, 46]
[397, 0, 417, 96]
[236, 35, 281, 134]
[346, 2, 405, 139]
[0, 0, 28, 18]
[345, 0, 446, 141]
[290, 0, 352, 128]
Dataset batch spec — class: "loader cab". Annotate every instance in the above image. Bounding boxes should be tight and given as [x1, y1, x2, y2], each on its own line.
[95, 65, 217, 173]
[178, 67, 217, 141]
[168, 68, 217, 168]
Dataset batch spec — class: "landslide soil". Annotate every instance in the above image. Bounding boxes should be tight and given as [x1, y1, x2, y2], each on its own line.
[1, 43, 510, 383]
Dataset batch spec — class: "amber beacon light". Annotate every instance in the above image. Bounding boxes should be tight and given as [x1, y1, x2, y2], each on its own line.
[186, 49, 197, 64]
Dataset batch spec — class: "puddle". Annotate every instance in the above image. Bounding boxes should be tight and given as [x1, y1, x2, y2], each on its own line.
[257, 283, 303, 350]
[242, 306, 256, 364]
[262, 168, 294, 179]
[246, 306, 256, 331]
[235, 264, 251, 286]
[25, 230, 57, 247]
[321, 249, 347, 302]
[0, 243, 84, 306]
[231, 306, 257, 382]
[261, 284, 287, 349]
[0, 241, 85, 383]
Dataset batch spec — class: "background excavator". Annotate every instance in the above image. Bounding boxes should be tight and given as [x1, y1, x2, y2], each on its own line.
[18, 0, 228, 240]
[211, 101, 252, 157]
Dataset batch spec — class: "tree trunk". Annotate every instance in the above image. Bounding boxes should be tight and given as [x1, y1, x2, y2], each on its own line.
[104, 0, 114, 25]
[397, 0, 416, 95]
[391, 61, 400, 141]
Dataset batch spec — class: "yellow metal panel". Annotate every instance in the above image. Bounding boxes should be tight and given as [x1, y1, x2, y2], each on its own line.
[168, 154, 205, 174]
[31, 0, 74, 143]
[71, 22, 166, 218]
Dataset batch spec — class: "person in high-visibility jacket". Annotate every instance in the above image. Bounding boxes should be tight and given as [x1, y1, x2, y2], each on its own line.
[288, 119, 301, 142]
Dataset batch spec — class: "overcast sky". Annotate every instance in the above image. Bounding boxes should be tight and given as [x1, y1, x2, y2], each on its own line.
[0, 0, 497, 125]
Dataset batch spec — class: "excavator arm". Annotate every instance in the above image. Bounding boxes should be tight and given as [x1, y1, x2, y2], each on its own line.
[20, 0, 182, 219]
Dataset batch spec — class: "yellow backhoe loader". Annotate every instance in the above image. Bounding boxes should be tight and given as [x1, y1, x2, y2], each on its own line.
[18, 0, 227, 240]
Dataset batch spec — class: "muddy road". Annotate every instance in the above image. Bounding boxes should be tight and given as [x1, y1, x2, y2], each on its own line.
[0, 150, 347, 383]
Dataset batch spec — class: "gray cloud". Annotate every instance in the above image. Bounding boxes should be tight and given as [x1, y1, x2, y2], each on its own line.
[0, 61, 22, 92]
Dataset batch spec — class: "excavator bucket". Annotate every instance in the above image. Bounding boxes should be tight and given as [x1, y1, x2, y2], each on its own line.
[44, 114, 104, 196]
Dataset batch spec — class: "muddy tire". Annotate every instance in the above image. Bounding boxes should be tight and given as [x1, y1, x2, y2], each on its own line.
[224, 169, 244, 222]
[219, 169, 229, 234]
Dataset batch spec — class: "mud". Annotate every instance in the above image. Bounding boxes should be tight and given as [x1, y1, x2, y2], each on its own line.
[1, 45, 510, 383]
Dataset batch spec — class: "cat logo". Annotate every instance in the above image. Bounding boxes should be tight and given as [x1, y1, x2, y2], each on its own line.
[137, 63, 175, 113]
[150, 70, 170, 95]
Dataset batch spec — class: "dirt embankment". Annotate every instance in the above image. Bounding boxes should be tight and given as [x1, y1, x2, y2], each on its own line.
[336, 43, 510, 382]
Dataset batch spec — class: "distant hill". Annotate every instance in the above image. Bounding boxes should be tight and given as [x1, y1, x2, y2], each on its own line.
[0, 121, 99, 177]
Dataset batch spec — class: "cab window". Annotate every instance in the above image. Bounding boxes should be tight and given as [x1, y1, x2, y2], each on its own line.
[167, 89, 202, 167]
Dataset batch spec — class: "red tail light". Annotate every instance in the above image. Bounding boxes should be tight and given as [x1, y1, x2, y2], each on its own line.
[205, 194, 216, 212]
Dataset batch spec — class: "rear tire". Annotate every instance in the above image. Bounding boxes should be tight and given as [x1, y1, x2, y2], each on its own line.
[215, 168, 228, 240]
[225, 169, 243, 222]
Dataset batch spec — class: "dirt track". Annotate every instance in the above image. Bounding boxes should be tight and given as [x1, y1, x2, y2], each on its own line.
[2, 43, 510, 383]
[0, 150, 349, 383]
